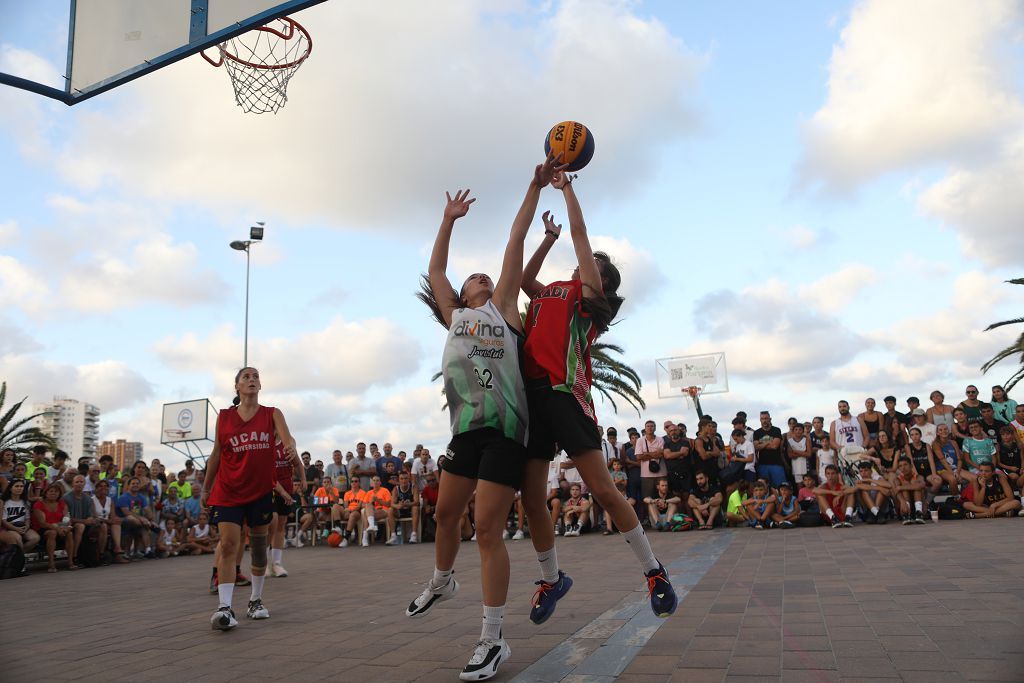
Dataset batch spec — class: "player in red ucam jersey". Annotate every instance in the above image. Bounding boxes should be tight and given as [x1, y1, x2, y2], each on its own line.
[202, 367, 298, 631]
[269, 437, 306, 578]
[518, 170, 677, 620]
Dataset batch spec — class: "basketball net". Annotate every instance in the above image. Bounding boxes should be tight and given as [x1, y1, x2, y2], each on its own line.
[201, 17, 312, 114]
[683, 385, 703, 411]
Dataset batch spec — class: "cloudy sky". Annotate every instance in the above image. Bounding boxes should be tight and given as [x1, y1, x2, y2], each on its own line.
[1, 0, 1022, 470]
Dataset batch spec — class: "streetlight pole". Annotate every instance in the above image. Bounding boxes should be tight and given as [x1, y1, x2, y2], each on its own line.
[229, 222, 264, 368]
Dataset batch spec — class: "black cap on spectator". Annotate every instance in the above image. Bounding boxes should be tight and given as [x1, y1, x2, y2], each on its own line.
[779, 481, 792, 489]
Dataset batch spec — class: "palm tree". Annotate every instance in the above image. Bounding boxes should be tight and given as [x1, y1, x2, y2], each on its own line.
[0, 382, 57, 455]
[590, 341, 646, 416]
[981, 278, 1024, 393]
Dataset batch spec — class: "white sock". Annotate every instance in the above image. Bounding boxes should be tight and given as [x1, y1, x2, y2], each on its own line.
[430, 567, 454, 589]
[271, 548, 283, 564]
[368, 515, 376, 527]
[914, 501, 923, 512]
[218, 583, 235, 609]
[623, 523, 660, 573]
[481, 605, 504, 641]
[536, 547, 559, 584]
[870, 506, 879, 516]
[825, 508, 835, 520]
[250, 574, 265, 601]
[845, 507, 854, 518]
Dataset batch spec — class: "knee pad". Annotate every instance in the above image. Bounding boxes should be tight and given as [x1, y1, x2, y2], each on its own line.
[249, 533, 268, 570]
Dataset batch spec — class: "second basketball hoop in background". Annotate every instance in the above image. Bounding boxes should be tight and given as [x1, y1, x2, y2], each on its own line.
[201, 16, 313, 114]
[654, 352, 729, 409]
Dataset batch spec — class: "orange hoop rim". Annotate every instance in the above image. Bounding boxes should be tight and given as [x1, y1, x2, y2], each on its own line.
[201, 17, 312, 71]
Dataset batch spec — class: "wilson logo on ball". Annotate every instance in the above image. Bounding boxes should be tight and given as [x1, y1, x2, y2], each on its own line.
[544, 120, 595, 172]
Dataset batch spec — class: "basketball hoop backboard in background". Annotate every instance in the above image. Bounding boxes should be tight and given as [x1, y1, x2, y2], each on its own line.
[655, 352, 729, 400]
[160, 398, 218, 467]
[0, 0, 327, 106]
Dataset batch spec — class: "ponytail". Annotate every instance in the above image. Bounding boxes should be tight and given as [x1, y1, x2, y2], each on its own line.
[415, 274, 458, 330]
[584, 252, 624, 333]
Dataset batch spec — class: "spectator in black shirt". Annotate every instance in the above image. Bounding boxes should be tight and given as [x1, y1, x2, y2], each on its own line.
[978, 404, 1008, 443]
[301, 452, 319, 496]
[662, 422, 691, 497]
[882, 396, 908, 448]
[753, 411, 785, 488]
[687, 471, 722, 530]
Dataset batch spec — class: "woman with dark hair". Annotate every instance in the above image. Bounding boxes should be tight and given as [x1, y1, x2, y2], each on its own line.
[2, 479, 40, 563]
[406, 153, 562, 682]
[990, 385, 1017, 425]
[32, 482, 73, 572]
[202, 367, 297, 631]
[517, 170, 677, 622]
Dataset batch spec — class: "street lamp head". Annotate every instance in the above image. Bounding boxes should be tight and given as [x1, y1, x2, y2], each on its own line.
[250, 224, 265, 241]
[229, 240, 249, 251]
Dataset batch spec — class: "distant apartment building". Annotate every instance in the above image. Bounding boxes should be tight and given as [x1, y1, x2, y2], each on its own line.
[33, 397, 100, 461]
[97, 439, 145, 472]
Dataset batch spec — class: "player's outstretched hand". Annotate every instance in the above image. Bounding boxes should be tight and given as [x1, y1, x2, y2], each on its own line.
[542, 210, 562, 239]
[534, 151, 568, 188]
[444, 189, 475, 220]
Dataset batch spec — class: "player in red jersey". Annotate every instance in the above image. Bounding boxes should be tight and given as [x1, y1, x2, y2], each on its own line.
[269, 438, 306, 577]
[202, 367, 298, 631]
[518, 171, 677, 620]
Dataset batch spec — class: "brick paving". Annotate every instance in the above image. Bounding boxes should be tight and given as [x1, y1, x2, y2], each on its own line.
[3, 520, 1023, 682]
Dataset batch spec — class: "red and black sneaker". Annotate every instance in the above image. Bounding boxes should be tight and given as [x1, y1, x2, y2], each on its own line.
[645, 563, 677, 618]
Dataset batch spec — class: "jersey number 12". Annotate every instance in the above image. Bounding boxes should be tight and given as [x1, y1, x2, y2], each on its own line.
[474, 368, 494, 389]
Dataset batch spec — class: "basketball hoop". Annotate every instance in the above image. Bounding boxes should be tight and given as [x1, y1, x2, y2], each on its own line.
[683, 385, 703, 411]
[163, 429, 191, 442]
[201, 17, 312, 114]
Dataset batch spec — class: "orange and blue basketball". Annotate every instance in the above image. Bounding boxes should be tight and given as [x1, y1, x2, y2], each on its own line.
[544, 121, 595, 172]
[327, 532, 342, 547]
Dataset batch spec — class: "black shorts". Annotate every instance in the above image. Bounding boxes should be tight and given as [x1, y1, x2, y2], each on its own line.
[441, 427, 527, 489]
[273, 491, 293, 517]
[526, 388, 601, 460]
[211, 492, 275, 529]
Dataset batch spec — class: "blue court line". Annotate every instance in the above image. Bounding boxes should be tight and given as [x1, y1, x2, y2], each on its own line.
[510, 531, 735, 682]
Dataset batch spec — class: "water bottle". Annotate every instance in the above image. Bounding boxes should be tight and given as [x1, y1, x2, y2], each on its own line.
[61, 515, 70, 528]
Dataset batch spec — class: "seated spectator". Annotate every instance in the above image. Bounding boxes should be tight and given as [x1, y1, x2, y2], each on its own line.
[963, 462, 1021, 518]
[978, 403, 1008, 443]
[362, 476, 393, 546]
[57, 468, 77, 495]
[931, 423, 967, 492]
[729, 428, 756, 485]
[771, 482, 800, 528]
[687, 471, 723, 530]
[24, 445, 48, 482]
[27, 467, 47, 505]
[995, 426, 1022, 491]
[604, 462, 635, 534]
[47, 450, 71, 484]
[909, 409, 937, 445]
[725, 479, 750, 527]
[183, 487, 203, 529]
[905, 427, 934, 486]
[411, 448, 437, 491]
[797, 473, 819, 514]
[188, 511, 217, 554]
[388, 470, 418, 544]
[506, 491, 526, 540]
[381, 461, 400, 492]
[64, 474, 99, 566]
[742, 480, 775, 529]
[82, 463, 103, 494]
[643, 478, 680, 531]
[33, 482, 73, 572]
[0, 448, 15, 494]
[2, 478, 39, 563]
[961, 421, 996, 471]
[873, 431, 899, 485]
[157, 518, 186, 557]
[419, 472, 439, 541]
[117, 476, 155, 559]
[892, 456, 927, 524]
[814, 464, 854, 528]
[298, 476, 341, 543]
[160, 485, 186, 532]
[90, 479, 127, 564]
[853, 461, 892, 524]
[166, 470, 192, 501]
[927, 390, 956, 430]
[561, 484, 591, 536]
[1010, 404, 1024, 447]
[547, 459, 567, 535]
[334, 478, 365, 547]
[990, 385, 1018, 424]
[952, 407, 971, 445]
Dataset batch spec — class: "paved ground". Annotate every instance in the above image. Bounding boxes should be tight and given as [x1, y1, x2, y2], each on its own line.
[4, 519, 1023, 682]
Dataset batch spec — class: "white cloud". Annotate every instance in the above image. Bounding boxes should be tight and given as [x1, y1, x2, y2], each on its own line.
[49, 0, 705, 234]
[917, 135, 1024, 267]
[0, 220, 17, 248]
[797, 264, 876, 312]
[1, 356, 153, 413]
[797, 0, 1024, 193]
[154, 316, 424, 394]
[0, 317, 42, 356]
[0, 256, 50, 313]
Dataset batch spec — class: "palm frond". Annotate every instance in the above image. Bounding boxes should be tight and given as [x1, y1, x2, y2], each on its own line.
[983, 317, 1024, 332]
[981, 281, 1024, 392]
[0, 383, 57, 453]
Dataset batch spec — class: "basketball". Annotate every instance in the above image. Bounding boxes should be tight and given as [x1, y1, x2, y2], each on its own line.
[544, 121, 595, 172]
[327, 532, 342, 547]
